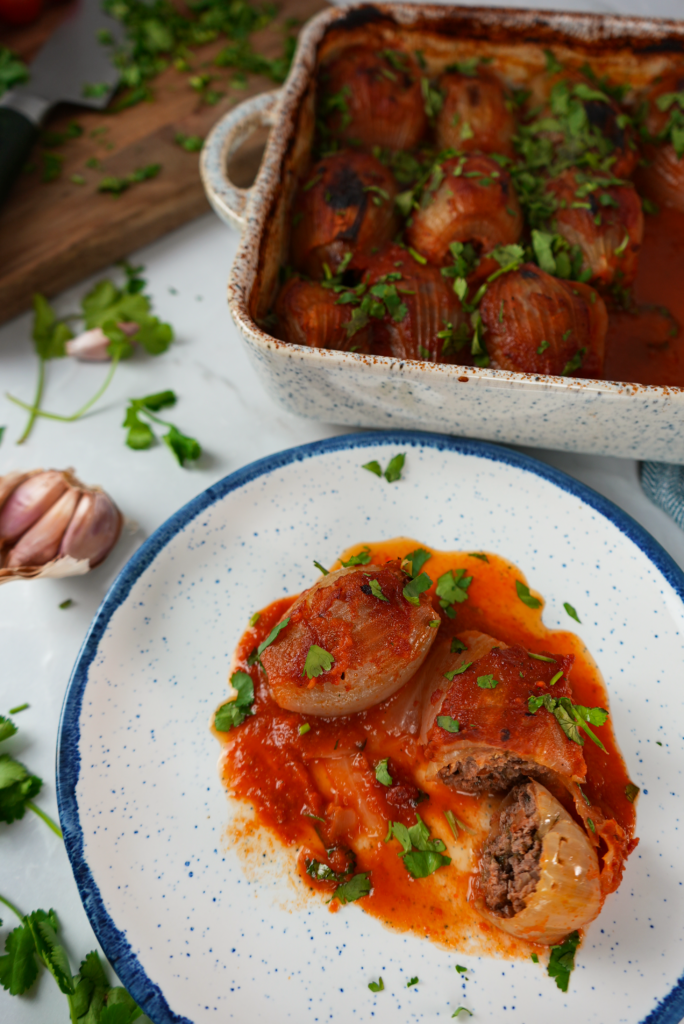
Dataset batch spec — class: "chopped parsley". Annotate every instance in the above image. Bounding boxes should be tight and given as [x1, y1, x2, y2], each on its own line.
[549, 669, 564, 686]
[298, 723, 311, 736]
[547, 930, 580, 992]
[531, 952, 539, 964]
[59, 599, 74, 610]
[341, 546, 372, 567]
[450, 637, 467, 653]
[303, 645, 335, 679]
[385, 813, 451, 878]
[476, 674, 498, 689]
[403, 572, 432, 606]
[625, 782, 640, 803]
[468, 552, 488, 562]
[362, 453, 405, 481]
[257, 617, 290, 657]
[515, 580, 541, 608]
[407, 976, 419, 987]
[444, 663, 472, 681]
[528, 694, 608, 750]
[375, 759, 393, 786]
[561, 347, 586, 377]
[366, 578, 388, 602]
[435, 569, 472, 617]
[362, 460, 382, 477]
[368, 977, 384, 992]
[402, 548, 431, 577]
[429, 619, 441, 628]
[436, 716, 460, 733]
[313, 560, 329, 575]
[334, 873, 371, 904]
[455, 964, 468, 974]
[564, 602, 581, 623]
[214, 671, 254, 731]
[452, 1009, 473, 1018]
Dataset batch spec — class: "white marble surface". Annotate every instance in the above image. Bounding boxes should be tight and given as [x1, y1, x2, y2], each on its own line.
[2, 1, 684, 1017]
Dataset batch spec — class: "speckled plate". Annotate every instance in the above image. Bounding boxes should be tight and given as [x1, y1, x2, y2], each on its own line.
[57, 431, 684, 1024]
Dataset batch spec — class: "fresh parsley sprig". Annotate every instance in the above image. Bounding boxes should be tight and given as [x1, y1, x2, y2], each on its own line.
[0, 714, 62, 838]
[547, 930, 580, 992]
[123, 391, 201, 466]
[0, 895, 146, 1022]
[528, 693, 608, 750]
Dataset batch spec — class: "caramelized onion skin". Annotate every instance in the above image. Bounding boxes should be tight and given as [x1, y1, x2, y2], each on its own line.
[291, 151, 399, 278]
[361, 243, 467, 362]
[637, 71, 684, 213]
[480, 264, 607, 377]
[406, 154, 523, 266]
[320, 47, 428, 152]
[261, 561, 438, 716]
[546, 170, 643, 286]
[474, 780, 602, 944]
[274, 278, 369, 352]
[424, 634, 587, 787]
[436, 70, 517, 155]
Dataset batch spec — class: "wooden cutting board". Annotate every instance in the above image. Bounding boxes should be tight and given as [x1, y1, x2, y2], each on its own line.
[0, 0, 327, 325]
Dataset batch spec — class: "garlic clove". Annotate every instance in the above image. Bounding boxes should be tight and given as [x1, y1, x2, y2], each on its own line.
[0, 471, 31, 515]
[59, 489, 122, 568]
[65, 323, 139, 361]
[6, 486, 81, 568]
[0, 471, 69, 545]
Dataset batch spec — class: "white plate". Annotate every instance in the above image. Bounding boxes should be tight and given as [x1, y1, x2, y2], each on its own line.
[57, 431, 684, 1024]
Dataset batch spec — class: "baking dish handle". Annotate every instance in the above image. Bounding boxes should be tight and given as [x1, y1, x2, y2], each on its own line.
[200, 90, 280, 231]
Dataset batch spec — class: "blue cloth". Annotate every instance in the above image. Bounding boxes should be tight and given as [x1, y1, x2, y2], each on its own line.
[641, 462, 684, 529]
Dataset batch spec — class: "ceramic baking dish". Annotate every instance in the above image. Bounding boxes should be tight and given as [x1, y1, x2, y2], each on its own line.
[201, 2, 684, 463]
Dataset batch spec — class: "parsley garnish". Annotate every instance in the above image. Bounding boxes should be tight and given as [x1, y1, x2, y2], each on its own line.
[402, 548, 431, 577]
[298, 723, 311, 736]
[303, 645, 335, 679]
[436, 716, 460, 733]
[455, 964, 468, 974]
[384, 452, 406, 482]
[450, 637, 467, 653]
[515, 580, 541, 608]
[549, 669, 564, 686]
[435, 569, 472, 617]
[248, 612, 260, 627]
[564, 602, 581, 623]
[444, 662, 471, 681]
[365, 579, 388, 602]
[531, 952, 539, 963]
[385, 813, 451, 878]
[528, 652, 556, 663]
[59, 599, 73, 610]
[375, 759, 393, 786]
[528, 694, 608, 750]
[214, 671, 254, 731]
[476, 674, 498, 689]
[407, 976, 419, 987]
[334, 873, 371, 904]
[468, 552, 488, 562]
[362, 460, 382, 477]
[0, 715, 61, 837]
[625, 782, 640, 803]
[341, 547, 372, 567]
[403, 572, 432, 606]
[123, 390, 201, 466]
[313, 560, 329, 575]
[99, 162, 161, 195]
[257, 617, 290, 657]
[368, 977, 384, 992]
[452, 1009, 473, 1018]
[547, 930, 580, 992]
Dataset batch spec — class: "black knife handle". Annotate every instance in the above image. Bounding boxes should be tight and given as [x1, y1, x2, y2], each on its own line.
[0, 107, 39, 208]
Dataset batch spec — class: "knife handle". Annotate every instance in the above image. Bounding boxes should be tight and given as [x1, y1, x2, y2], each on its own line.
[0, 107, 39, 209]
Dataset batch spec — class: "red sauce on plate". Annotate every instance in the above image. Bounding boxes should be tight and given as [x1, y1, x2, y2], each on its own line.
[215, 540, 637, 959]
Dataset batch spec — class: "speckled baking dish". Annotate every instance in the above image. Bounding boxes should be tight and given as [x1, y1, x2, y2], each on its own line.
[201, 2, 684, 463]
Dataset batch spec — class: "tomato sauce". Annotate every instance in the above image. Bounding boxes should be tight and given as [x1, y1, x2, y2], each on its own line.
[605, 206, 684, 387]
[215, 539, 637, 960]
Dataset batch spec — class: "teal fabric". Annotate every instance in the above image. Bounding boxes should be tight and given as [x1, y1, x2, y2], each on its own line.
[641, 462, 684, 529]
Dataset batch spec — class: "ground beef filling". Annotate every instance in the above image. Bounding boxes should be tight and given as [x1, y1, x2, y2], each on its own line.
[438, 752, 547, 794]
[481, 782, 542, 918]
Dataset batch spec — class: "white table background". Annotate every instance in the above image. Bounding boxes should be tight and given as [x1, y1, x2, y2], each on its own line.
[2, 2, 684, 1018]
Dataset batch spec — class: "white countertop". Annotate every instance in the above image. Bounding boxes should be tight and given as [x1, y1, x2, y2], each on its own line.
[3, 1, 684, 1015]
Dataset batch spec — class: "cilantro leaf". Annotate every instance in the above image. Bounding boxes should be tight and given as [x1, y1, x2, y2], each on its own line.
[341, 547, 371, 567]
[362, 460, 382, 477]
[368, 976, 384, 992]
[564, 602, 581, 623]
[476, 674, 498, 689]
[163, 425, 201, 466]
[403, 572, 432, 606]
[444, 662, 471, 681]
[0, 921, 39, 995]
[436, 716, 460, 733]
[333, 873, 371, 904]
[0, 754, 42, 824]
[403, 548, 431, 577]
[303, 644, 335, 679]
[384, 453, 405, 482]
[0, 715, 17, 744]
[515, 580, 541, 608]
[366, 578, 388, 602]
[387, 813, 451, 878]
[214, 671, 254, 731]
[547, 930, 580, 992]
[29, 913, 73, 995]
[436, 569, 472, 616]
[257, 617, 290, 657]
[375, 758, 393, 786]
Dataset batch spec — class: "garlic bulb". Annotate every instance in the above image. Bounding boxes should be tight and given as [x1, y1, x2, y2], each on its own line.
[473, 779, 601, 944]
[0, 469, 122, 583]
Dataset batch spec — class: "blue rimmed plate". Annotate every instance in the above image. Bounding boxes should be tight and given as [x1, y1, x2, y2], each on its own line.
[57, 431, 684, 1024]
